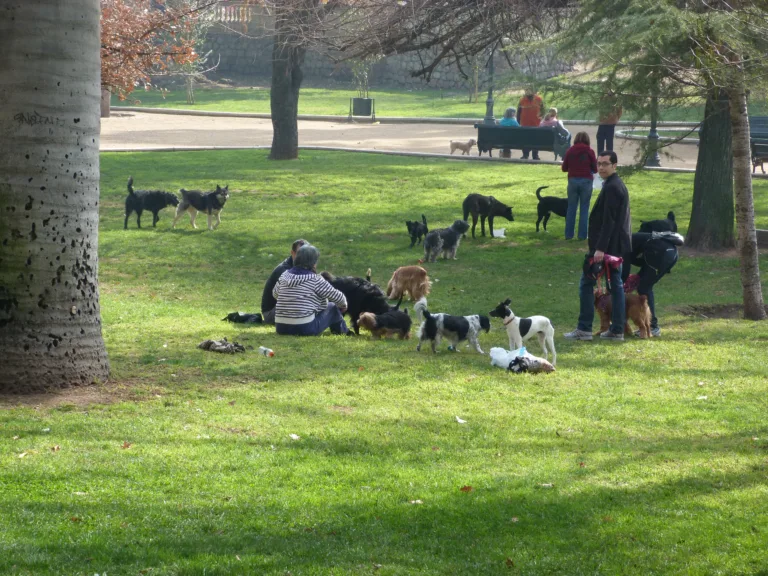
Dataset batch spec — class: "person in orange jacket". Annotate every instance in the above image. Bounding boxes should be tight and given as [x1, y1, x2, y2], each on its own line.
[517, 87, 545, 160]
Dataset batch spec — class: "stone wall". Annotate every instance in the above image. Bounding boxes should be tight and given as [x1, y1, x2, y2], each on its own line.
[204, 24, 572, 91]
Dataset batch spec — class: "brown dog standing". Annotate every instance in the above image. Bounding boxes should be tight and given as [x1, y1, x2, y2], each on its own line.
[594, 292, 652, 338]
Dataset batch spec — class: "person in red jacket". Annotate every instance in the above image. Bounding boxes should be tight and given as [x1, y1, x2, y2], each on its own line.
[561, 131, 598, 240]
[516, 87, 544, 160]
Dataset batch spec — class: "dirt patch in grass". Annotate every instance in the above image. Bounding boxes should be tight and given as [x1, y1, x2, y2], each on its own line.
[677, 304, 768, 319]
[0, 383, 121, 410]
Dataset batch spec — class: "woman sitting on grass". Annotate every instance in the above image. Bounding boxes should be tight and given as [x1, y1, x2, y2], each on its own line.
[273, 245, 349, 336]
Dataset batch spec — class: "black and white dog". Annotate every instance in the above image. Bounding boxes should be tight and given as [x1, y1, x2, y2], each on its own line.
[422, 219, 471, 262]
[639, 211, 677, 233]
[124, 177, 179, 229]
[534, 186, 568, 232]
[320, 271, 395, 335]
[416, 309, 490, 354]
[406, 215, 429, 248]
[172, 185, 230, 230]
[489, 299, 556, 366]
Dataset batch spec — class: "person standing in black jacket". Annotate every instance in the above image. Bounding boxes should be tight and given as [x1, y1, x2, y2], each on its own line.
[627, 232, 681, 337]
[565, 151, 632, 341]
[261, 238, 308, 324]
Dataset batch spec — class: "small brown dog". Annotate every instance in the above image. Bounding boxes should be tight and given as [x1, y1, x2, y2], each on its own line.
[594, 292, 652, 338]
[386, 265, 431, 301]
[449, 139, 477, 155]
[357, 310, 412, 340]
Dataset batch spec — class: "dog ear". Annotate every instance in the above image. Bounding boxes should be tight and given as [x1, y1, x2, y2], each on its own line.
[504, 298, 511, 305]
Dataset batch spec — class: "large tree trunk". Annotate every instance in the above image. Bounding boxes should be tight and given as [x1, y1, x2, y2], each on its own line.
[687, 91, 735, 249]
[0, 0, 110, 392]
[269, 5, 307, 161]
[728, 86, 766, 320]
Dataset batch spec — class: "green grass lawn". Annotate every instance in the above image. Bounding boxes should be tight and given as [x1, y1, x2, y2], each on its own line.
[2, 150, 768, 575]
[112, 85, 768, 122]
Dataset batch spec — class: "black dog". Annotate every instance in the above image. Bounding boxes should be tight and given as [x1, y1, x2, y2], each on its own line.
[406, 215, 429, 248]
[320, 271, 396, 335]
[422, 219, 471, 262]
[639, 211, 677, 233]
[462, 193, 514, 238]
[535, 185, 568, 232]
[172, 185, 230, 230]
[357, 308, 412, 339]
[124, 177, 179, 230]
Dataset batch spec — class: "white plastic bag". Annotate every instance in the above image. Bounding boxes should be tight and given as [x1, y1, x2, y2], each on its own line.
[592, 173, 604, 191]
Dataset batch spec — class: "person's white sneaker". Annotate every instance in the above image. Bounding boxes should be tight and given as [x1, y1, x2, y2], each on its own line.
[564, 329, 593, 341]
[600, 330, 624, 341]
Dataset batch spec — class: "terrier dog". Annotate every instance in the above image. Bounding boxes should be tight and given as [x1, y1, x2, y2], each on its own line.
[594, 292, 652, 338]
[639, 211, 677, 233]
[357, 309, 412, 339]
[449, 138, 477, 155]
[422, 220, 471, 262]
[320, 271, 392, 335]
[172, 185, 230, 230]
[406, 215, 429, 248]
[489, 299, 556, 366]
[462, 193, 514, 238]
[124, 177, 179, 229]
[386, 266, 431, 302]
[534, 185, 568, 233]
[416, 309, 490, 354]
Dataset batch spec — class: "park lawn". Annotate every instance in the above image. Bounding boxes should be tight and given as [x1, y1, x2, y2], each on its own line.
[2, 150, 768, 575]
[113, 84, 768, 122]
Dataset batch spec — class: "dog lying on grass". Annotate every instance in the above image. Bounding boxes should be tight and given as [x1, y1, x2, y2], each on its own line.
[594, 292, 652, 338]
[172, 185, 230, 231]
[124, 177, 179, 230]
[462, 193, 514, 238]
[450, 139, 477, 155]
[534, 185, 568, 233]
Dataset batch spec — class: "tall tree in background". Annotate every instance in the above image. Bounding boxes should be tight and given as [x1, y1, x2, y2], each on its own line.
[0, 0, 109, 393]
[553, 0, 766, 319]
[261, 0, 569, 159]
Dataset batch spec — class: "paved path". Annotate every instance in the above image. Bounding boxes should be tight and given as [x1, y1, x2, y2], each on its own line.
[100, 111, 699, 169]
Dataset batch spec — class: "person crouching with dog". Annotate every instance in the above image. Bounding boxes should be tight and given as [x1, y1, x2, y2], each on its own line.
[565, 150, 632, 341]
[261, 238, 308, 324]
[272, 244, 349, 336]
[625, 231, 682, 337]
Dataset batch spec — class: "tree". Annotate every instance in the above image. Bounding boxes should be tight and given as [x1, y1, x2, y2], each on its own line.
[0, 0, 109, 393]
[259, 0, 569, 159]
[552, 0, 766, 319]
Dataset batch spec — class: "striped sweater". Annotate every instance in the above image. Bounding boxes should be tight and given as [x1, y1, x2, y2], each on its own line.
[272, 267, 347, 325]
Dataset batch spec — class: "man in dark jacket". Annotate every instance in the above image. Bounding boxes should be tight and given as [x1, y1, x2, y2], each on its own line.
[261, 238, 308, 324]
[627, 231, 681, 337]
[565, 151, 632, 341]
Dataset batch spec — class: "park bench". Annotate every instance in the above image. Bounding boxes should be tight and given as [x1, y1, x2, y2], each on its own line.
[749, 116, 768, 141]
[473, 124, 571, 160]
[751, 138, 768, 174]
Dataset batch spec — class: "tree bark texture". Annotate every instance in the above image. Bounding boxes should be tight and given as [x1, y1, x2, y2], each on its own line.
[269, 4, 308, 160]
[687, 92, 735, 250]
[728, 87, 766, 320]
[0, 0, 110, 392]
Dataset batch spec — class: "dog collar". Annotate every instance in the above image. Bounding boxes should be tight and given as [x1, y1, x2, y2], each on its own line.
[503, 314, 516, 326]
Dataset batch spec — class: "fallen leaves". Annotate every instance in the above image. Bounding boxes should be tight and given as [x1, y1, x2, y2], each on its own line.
[539, 483, 554, 488]
[409, 499, 423, 505]
[455, 416, 467, 424]
[51, 445, 60, 452]
[18, 452, 28, 459]
[289, 434, 300, 441]
[505, 557, 515, 568]
[121, 441, 132, 449]
[459, 485, 474, 493]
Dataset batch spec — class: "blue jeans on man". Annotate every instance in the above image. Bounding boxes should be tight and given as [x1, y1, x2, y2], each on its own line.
[565, 178, 592, 240]
[578, 262, 625, 335]
[276, 303, 349, 336]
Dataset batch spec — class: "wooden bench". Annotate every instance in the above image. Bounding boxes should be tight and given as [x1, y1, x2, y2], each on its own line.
[749, 116, 768, 142]
[473, 124, 571, 160]
[751, 139, 768, 174]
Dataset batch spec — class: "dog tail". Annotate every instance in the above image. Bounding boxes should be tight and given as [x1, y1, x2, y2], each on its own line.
[667, 211, 675, 221]
[391, 295, 404, 310]
[535, 186, 549, 200]
[366, 268, 372, 282]
[127, 177, 135, 195]
[421, 214, 428, 232]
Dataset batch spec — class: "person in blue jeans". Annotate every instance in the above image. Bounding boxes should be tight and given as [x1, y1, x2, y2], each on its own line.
[273, 245, 349, 336]
[560, 131, 597, 240]
[565, 150, 632, 341]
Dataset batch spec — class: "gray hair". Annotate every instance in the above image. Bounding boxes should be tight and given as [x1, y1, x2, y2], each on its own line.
[503, 107, 516, 119]
[293, 244, 320, 270]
